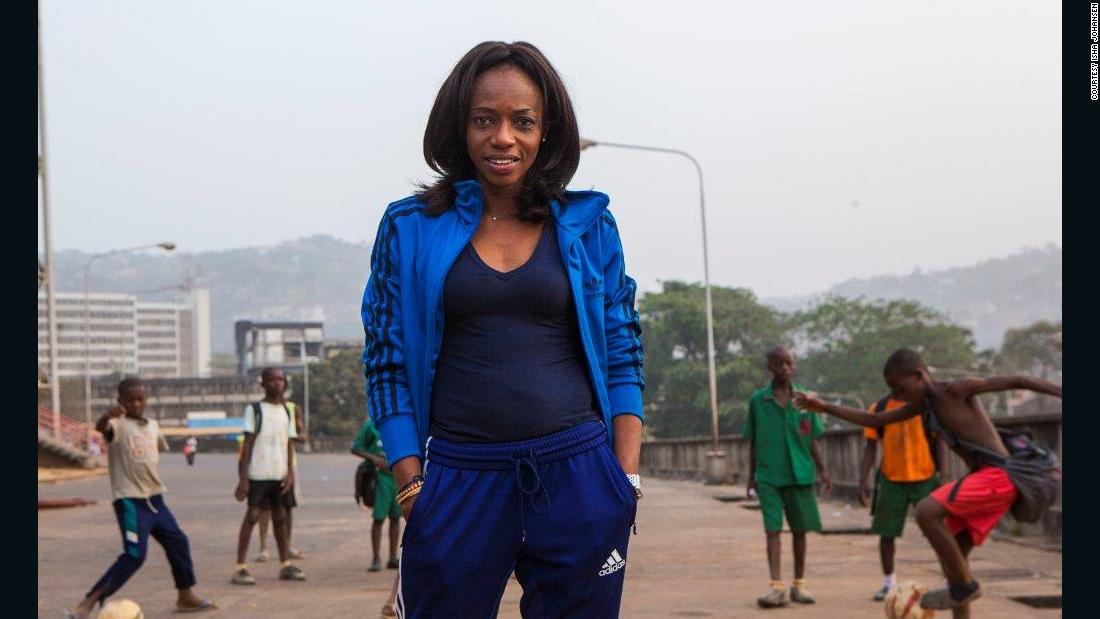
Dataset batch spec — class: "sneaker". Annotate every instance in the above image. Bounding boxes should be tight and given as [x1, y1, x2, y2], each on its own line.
[873, 586, 891, 601]
[231, 568, 256, 586]
[790, 586, 815, 604]
[368, 558, 381, 573]
[288, 548, 305, 559]
[254, 550, 270, 563]
[757, 587, 789, 608]
[920, 583, 982, 610]
[279, 564, 307, 581]
[386, 558, 399, 570]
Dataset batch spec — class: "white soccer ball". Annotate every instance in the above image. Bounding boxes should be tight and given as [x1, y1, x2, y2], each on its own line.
[97, 598, 144, 619]
[884, 582, 935, 619]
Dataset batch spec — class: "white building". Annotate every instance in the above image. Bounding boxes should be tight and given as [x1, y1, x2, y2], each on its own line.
[38, 288, 212, 379]
[234, 320, 324, 377]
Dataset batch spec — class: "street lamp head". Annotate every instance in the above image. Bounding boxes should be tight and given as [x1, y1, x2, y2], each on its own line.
[158, 242, 177, 251]
[579, 138, 599, 151]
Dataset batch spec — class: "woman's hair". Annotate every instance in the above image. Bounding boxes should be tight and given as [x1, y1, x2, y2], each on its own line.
[417, 41, 581, 221]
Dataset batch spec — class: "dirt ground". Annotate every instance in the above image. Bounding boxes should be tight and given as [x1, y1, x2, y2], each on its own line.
[38, 453, 1061, 618]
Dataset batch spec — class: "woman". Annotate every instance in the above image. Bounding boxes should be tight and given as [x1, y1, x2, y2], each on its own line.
[361, 41, 645, 619]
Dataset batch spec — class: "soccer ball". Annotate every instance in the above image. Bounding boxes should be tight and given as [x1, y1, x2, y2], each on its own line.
[97, 598, 144, 619]
[885, 582, 934, 619]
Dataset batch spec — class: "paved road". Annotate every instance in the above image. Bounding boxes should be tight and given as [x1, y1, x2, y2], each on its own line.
[39, 454, 1061, 618]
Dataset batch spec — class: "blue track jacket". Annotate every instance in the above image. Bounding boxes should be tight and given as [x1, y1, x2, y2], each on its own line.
[361, 180, 645, 466]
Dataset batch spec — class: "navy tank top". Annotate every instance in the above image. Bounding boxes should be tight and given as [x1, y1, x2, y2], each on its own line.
[428, 221, 600, 443]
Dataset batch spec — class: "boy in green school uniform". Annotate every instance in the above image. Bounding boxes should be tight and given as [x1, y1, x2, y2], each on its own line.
[351, 418, 402, 574]
[744, 346, 832, 609]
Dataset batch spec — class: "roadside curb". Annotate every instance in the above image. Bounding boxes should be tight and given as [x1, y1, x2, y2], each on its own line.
[37, 467, 107, 485]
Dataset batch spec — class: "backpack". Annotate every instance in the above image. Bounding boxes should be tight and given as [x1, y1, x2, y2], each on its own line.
[355, 460, 378, 507]
[923, 401, 1060, 524]
[250, 401, 294, 438]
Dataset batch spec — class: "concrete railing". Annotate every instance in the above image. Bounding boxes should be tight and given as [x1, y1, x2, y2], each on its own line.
[159, 434, 357, 454]
[641, 414, 1062, 538]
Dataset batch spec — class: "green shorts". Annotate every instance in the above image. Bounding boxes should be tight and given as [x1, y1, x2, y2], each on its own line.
[373, 472, 401, 521]
[871, 472, 938, 538]
[757, 482, 821, 533]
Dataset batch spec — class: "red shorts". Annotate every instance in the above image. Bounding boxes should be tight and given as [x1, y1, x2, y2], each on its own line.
[930, 465, 1017, 546]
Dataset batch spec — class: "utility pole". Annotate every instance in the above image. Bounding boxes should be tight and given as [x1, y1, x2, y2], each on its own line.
[299, 337, 311, 454]
[38, 1, 62, 436]
[580, 139, 726, 483]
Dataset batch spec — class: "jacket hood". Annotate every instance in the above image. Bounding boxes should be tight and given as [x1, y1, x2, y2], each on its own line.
[453, 180, 610, 239]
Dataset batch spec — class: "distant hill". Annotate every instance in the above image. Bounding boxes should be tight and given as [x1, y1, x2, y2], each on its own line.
[47, 239, 1060, 354]
[763, 245, 1062, 350]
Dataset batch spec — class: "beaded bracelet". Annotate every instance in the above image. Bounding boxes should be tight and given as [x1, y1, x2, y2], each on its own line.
[398, 475, 425, 496]
[397, 481, 423, 505]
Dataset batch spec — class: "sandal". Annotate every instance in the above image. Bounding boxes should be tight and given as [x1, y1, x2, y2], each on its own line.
[231, 567, 256, 586]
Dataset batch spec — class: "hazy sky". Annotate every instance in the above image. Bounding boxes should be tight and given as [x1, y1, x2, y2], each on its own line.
[37, 1, 1061, 297]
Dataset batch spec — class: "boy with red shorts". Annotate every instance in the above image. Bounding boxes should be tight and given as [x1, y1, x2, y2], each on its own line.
[796, 349, 1061, 618]
[928, 464, 1016, 546]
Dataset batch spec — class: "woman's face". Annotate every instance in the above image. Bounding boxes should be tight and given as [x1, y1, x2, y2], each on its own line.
[465, 65, 544, 196]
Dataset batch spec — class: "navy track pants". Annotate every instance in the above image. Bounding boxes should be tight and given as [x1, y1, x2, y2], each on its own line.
[86, 494, 197, 603]
[397, 421, 638, 619]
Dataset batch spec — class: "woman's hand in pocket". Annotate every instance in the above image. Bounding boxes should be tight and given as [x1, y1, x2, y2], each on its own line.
[612, 414, 642, 475]
[392, 455, 424, 521]
[401, 494, 417, 520]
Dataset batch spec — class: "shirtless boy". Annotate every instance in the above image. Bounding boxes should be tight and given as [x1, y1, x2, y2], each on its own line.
[795, 348, 1061, 616]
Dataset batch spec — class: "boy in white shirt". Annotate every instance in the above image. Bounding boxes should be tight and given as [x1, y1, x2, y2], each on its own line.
[231, 368, 305, 584]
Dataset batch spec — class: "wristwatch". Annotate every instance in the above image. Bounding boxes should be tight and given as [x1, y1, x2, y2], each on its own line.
[626, 473, 643, 500]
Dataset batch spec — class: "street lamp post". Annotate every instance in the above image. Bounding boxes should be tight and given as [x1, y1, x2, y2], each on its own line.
[579, 139, 726, 483]
[298, 337, 312, 454]
[39, 1, 62, 435]
[83, 243, 176, 446]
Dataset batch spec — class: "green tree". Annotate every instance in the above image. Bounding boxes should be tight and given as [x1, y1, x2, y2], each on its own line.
[792, 296, 977, 407]
[997, 320, 1062, 379]
[640, 281, 788, 438]
[288, 350, 366, 438]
